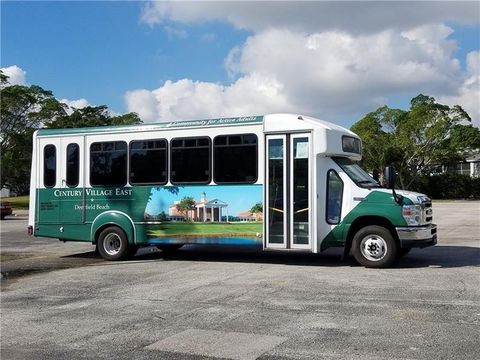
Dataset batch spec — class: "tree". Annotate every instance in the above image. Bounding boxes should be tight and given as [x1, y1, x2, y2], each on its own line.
[0, 70, 142, 194]
[1, 72, 67, 193]
[351, 94, 473, 189]
[157, 211, 168, 222]
[350, 106, 404, 178]
[45, 105, 141, 128]
[250, 202, 263, 221]
[0, 71, 8, 84]
[449, 124, 480, 155]
[250, 202, 263, 214]
[175, 196, 196, 221]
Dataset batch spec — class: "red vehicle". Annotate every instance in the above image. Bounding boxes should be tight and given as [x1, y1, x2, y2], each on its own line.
[1, 201, 13, 220]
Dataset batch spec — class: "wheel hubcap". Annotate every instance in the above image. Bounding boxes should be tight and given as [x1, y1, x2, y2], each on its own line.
[360, 235, 387, 262]
[104, 233, 121, 256]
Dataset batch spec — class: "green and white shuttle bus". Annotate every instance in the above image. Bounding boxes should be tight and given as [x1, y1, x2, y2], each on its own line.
[28, 114, 437, 267]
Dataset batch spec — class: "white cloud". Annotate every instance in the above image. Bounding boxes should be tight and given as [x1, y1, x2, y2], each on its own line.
[60, 98, 89, 109]
[60, 98, 123, 117]
[59, 98, 90, 114]
[125, 75, 291, 122]
[125, 89, 159, 121]
[1, 65, 27, 85]
[133, 2, 479, 126]
[438, 51, 480, 127]
[141, 1, 479, 33]
[125, 25, 470, 123]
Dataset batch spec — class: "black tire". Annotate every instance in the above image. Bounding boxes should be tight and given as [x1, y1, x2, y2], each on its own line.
[352, 225, 398, 268]
[97, 226, 130, 261]
[397, 247, 411, 259]
[0, 215, 5, 220]
[156, 244, 183, 253]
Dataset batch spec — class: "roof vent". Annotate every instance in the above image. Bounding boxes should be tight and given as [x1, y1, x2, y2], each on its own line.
[298, 116, 304, 120]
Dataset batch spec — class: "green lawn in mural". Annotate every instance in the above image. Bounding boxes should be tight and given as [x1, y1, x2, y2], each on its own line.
[147, 222, 263, 238]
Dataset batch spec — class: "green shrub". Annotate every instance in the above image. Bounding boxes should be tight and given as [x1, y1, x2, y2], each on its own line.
[410, 173, 480, 199]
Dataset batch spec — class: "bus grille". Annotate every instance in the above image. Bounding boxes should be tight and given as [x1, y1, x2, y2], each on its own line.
[421, 198, 433, 225]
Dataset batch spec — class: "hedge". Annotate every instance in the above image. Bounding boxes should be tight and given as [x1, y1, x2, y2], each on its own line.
[410, 173, 480, 200]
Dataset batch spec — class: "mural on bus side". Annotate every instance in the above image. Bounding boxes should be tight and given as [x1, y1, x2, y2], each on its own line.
[143, 185, 263, 245]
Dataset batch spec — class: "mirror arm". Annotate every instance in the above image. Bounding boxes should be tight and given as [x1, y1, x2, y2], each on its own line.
[392, 188, 402, 204]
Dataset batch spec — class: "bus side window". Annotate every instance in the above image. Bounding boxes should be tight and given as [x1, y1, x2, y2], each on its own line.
[44, 144, 56, 188]
[66, 143, 80, 187]
[171, 137, 211, 184]
[90, 141, 127, 186]
[213, 134, 258, 184]
[326, 170, 343, 224]
[130, 139, 167, 185]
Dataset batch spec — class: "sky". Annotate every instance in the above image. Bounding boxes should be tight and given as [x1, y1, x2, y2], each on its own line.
[2, 1, 479, 128]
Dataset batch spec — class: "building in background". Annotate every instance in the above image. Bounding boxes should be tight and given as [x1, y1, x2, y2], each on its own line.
[168, 192, 229, 222]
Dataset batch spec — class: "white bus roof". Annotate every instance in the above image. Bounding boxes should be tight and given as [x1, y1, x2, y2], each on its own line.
[35, 113, 357, 138]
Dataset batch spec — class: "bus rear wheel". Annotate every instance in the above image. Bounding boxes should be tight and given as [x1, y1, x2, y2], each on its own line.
[352, 225, 398, 268]
[97, 226, 130, 261]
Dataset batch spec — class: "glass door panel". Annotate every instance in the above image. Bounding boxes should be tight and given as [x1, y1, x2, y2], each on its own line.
[291, 136, 310, 247]
[266, 136, 286, 246]
[265, 133, 310, 249]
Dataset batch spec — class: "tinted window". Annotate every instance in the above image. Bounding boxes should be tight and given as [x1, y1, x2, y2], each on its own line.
[66, 143, 79, 187]
[90, 141, 127, 186]
[213, 134, 258, 183]
[130, 139, 167, 184]
[326, 170, 343, 224]
[44, 145, 56, 188]
[334, 157, 380, 188]
[342, 136, 362, 154]
[171, 137, 211, 184]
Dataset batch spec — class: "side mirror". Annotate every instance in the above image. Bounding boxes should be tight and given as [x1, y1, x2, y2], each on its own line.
[384, 166, 396, 189]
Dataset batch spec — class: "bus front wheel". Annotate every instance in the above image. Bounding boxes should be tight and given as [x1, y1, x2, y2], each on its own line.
[97, 226, 130, 261]
[352, 225, 398, 268]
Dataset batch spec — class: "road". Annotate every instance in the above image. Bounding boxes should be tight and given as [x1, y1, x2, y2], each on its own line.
[1, 202, 479, 359]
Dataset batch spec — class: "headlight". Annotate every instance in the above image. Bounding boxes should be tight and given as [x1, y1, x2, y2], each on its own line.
[402, 205, 422, 226]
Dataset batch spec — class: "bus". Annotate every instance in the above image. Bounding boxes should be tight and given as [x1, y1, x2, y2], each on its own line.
[28, 113, 437, 268]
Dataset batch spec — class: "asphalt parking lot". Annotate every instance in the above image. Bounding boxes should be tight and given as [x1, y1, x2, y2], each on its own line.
[1, 201, 479, 360]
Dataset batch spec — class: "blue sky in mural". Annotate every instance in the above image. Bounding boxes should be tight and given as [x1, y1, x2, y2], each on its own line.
[2, 1, 479, 127]
[145, 186, 262, 217]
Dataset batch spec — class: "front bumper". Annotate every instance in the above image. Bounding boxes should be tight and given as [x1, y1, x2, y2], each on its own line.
[396, 224, 437, 248]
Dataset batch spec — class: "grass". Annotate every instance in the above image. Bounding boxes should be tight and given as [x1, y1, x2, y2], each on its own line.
[2, 195, 29, 209]
[147, 221, 263, 238]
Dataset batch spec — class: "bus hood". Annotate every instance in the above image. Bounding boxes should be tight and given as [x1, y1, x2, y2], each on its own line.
[372, 188, 431, 205]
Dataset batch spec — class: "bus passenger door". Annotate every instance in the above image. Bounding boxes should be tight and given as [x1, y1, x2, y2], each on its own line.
[265, 133, 311, 250]
[59, 137, 85, 224]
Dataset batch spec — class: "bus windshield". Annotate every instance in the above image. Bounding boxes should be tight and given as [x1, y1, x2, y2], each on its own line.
[333, 157, 381, 188]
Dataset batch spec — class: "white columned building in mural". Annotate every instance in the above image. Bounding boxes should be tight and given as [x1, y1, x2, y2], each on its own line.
[195, 192, 228, 222]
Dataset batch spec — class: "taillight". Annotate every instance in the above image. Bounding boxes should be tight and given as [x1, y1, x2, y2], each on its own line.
[27, 226, 33, 236]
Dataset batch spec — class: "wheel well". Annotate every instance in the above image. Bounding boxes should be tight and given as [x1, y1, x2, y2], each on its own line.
[344, 216, 398, 256]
